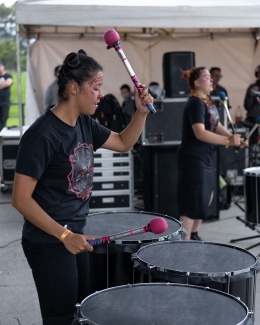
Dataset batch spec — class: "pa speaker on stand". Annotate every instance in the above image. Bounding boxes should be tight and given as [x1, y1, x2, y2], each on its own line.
[163, 51, 195, 98]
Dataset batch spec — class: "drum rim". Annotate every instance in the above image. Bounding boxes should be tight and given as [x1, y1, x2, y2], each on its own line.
[79, 283, 249, 324]
[87, 210, 183, 244]
[132, 240, 258, 277]
[243, 166, 260, 176]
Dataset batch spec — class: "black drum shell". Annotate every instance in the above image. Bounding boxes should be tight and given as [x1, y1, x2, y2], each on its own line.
[244, 167, 260, 224]
[84, 211, 183, 295]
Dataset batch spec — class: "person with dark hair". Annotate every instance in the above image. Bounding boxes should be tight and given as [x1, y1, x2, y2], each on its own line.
[43, 64, 61, 110]
[0, 61, 13, 131]
[91, 93, 125, 132]
[243, 65, 260, 155]
[12, 49, 153, 325]
[120, 83, 136, 126]
[244, 65, 260, 123]
[209, 67, 231, 108]
[148, 81, 165, 100]
[177, 67, 247, 241]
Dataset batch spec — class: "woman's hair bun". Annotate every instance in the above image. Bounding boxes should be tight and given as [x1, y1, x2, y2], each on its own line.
[182, 70, 191, 80]
[64, 52, 80, 69]
[78, 49, 87, 56]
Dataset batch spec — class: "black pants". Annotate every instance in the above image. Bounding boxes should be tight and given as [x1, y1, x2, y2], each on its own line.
[0, 102, 10, 131]
[22, 237, 89, 325]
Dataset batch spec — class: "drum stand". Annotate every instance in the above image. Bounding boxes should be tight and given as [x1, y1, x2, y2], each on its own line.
[230, 202, 260, 250]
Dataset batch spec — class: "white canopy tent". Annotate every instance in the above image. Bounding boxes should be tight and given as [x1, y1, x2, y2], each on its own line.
[15, 0, 260, 126]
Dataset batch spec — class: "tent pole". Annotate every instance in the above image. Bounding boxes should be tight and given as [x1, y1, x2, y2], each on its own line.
[15, 23, 23, 138]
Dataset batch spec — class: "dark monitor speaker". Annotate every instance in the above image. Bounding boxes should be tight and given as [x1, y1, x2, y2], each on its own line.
[163, 51, 195, 98]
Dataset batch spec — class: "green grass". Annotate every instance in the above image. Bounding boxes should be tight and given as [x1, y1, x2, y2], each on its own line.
[6, 71, 26, 127]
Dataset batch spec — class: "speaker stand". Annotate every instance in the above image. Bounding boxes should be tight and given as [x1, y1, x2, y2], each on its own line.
[229, 210, 260, 249]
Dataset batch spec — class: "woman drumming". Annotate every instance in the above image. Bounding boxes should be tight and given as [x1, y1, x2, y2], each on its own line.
[12, 49, 153, 325]
[177, 67, 247, 240]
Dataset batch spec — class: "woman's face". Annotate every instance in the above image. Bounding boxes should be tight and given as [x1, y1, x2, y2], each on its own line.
[196, 69, 213, 95]
[77, 70, 104, 115]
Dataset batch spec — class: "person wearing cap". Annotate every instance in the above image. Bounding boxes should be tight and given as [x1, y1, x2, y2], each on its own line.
[0, 62, 13, 131]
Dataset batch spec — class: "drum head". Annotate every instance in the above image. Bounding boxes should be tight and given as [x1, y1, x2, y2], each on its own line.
[134, 241, 257, 280]
[80, 283, 249, 325]
[84, 211, 182, 243]
[243, 166, 260, 176]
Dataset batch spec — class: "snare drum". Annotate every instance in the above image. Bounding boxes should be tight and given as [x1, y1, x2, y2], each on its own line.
[244, 167, 260, 224]
[132, 241, 259, 316]
[74, 283, 252, 325]
[84, 211, 183, 295]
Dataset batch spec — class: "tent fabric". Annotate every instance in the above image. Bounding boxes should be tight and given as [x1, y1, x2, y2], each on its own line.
[25, 33, 260, 125]
[15, 1, 260, 29]
[15, 0, 260, 125]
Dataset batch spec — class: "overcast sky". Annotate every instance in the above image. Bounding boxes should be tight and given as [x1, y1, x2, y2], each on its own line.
[1, 0, 16, 7]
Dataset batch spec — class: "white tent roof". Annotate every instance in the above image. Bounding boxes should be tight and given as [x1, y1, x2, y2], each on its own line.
[14, 0, 260, 125]
[15, 0, 260, 31]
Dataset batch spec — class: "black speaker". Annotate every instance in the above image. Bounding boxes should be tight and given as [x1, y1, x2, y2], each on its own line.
[142, 144, 219, 221]
[163, 51, 195, 98]
[142, 99, 187, 143]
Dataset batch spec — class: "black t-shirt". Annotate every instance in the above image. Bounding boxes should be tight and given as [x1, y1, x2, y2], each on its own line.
[210, 84, 231, 108]
[15, 110, 111, 243]
[178, 96, 220, 166]
[0, 73, 12, 104]
[244, 80, 260, 119]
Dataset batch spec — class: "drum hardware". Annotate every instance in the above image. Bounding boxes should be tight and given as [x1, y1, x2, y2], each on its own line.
[71, 303, 85, 325]
[250, 265, 258, 315]
[148, 264, 156, 282]
[226, 272, 231, 294]
[230, 167, 260, 250]
[185, 271, 190, 284]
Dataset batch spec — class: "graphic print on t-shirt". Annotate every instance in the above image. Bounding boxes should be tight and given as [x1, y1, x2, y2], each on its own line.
[67, 143, 94, 200]
[208, 104, 220, 132]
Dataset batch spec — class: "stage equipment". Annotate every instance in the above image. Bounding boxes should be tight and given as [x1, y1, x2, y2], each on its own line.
[142, 98, 227, 144]
[0, 126, 28, 193]
[219, 128, 247, 177]
[89, 148, 133, 212]
[142, 144, 220, 221]
[163, 51, 195, 98]
[83, 211, 183, 295]
[230, 166, 260, 250]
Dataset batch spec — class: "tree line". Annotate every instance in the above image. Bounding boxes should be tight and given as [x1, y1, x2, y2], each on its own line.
[0, 3, 26, 71]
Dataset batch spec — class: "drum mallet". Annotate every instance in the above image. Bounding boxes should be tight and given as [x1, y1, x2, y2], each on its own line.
[219, 91, 240, 153]
[103, 29, 156, 114]
[88, 217, 168, 246]
[243, 116, 260, 141]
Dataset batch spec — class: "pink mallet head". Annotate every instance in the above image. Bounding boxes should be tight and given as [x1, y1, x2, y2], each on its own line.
[104, 29, 120, 47]
[149, 217, 168, 234]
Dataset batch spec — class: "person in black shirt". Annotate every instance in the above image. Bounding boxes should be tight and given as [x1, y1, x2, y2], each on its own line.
[177, 67, 247, 241]
[210, 67, 231, 108]
[244, 65, 260, 122]
[12, 49, 153, 325]
[0, 61, 13, 131]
